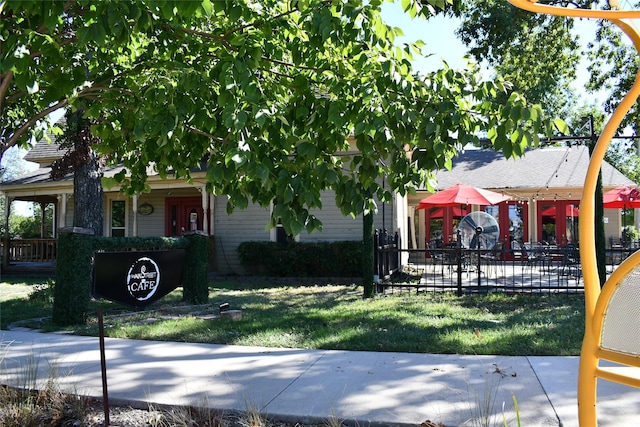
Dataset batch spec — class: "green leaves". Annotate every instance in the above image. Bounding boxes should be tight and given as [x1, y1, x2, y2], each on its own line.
[2, 0, 561, 238]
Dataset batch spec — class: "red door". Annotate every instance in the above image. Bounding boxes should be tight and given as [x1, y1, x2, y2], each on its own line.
[165, 197, 203, 236]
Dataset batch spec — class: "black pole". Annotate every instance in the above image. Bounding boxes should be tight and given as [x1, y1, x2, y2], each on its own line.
[456, 230, 462, 296]
[476, 227, 482, 288]
[98, 308, 110, 426]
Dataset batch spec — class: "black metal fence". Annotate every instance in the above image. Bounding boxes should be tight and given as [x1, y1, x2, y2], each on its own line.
[373, 229, 400, 281]
[376, 242, 639, 295]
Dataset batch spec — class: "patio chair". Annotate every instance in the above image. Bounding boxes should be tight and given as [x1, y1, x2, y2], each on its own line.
[511, 241, 538, 270]
[427, 240, 446, 275]
[480, 241, 504, 278]
[560, 243, 581, 278]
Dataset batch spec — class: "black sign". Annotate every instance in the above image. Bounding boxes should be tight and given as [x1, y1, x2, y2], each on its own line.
[92, 250, 186, 308]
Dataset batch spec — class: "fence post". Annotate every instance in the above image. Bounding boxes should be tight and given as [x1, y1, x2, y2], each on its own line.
[382, 229, 389, 278]
[373, 229, 380, 280]
[456, 230, 463, 297]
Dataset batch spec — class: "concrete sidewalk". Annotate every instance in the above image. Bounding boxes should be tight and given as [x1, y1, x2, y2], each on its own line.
[1, 330, 639, 426]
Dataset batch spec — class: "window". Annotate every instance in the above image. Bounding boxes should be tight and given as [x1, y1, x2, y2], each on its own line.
[111, 200, 126, 237]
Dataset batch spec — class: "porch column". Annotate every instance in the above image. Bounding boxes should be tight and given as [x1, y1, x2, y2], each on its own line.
[39, 202, 46, 237]
[209, 194, 215, 235]
[408, 206, 417, 249]
[57, 193, 68, 230]
[529, 199, 538, 243]
[2, 196, 12, 267]
[132, 194, 139, 237]
[200, 185, 209, 234]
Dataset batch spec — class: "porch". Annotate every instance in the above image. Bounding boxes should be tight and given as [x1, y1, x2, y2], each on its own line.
[1, 238, 57, 277]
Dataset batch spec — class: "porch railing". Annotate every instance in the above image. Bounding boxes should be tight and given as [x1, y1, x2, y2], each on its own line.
[2, 238, 57, 263]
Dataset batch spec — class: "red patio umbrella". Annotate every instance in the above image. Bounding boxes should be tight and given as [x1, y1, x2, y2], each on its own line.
[541, 205, 580, 218]
[429, 206, 469, 219]
[417, 183, 511, 209]
[602, 185, 640, 209]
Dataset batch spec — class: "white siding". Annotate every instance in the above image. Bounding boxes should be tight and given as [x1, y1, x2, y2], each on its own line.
[133, 193, 167, 237]
[604, 208, 623, 245]
[213, 196, 271, 275]
[304, 191, 361, 242]
[303, 190, 395, 243]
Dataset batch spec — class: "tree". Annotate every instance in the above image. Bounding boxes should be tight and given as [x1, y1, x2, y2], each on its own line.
[11, 203, 54, 238]
[2, 0, 560, 298]
[435, 0, 640, 137]
[50, 109, 104, 235]
[565, 108, 608, 286]
[586, 17, 640, 135]
[440, 0, 581, 117]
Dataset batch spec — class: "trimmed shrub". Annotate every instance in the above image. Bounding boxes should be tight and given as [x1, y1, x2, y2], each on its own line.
[237, 241, 362, 277]
[182, 232, 209, 304]
[52, 229, 94, 325]
[92, 236, 189, 251]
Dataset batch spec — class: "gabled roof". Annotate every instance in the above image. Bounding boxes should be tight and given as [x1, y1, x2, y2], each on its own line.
[433, 145, 633, 191]
[23, 115, 69, 167]
[23, 141, 68, 167]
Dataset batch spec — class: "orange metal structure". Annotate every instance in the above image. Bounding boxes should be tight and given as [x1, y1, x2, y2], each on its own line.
[506, 1, 640, 425]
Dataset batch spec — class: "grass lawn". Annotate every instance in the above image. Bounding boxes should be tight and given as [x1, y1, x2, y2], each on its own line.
[0, 278, 585, 356]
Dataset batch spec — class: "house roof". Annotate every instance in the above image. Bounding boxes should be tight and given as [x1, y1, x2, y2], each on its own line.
[24, 116, 69, 166]
[433, 145, 633, 193]
[23, 141, 68, 167]
[3, 143, 635, 204]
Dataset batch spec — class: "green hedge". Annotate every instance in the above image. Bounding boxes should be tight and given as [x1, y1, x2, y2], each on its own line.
[53, 231, 209, 326]
[181, 232, 209, 304]
[52, 229, 94, 325]
[92, 236, 189, 251]
[237, 241, 362, 277]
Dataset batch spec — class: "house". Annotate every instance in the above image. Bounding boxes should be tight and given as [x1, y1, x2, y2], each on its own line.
[406, 145, 635, 253]
[1, 140, 634, 275]
[0, 139, 404, 275]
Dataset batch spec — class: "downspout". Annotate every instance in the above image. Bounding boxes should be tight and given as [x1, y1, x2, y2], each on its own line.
[132, 194, 138, 237]
[201, 185, 208, 234]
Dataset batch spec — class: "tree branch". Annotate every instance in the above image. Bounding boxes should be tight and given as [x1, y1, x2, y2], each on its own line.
[223, 6, 302, 38]
[187, 125, 225, 144]
[261, 56, 323, 72]
[177, 26, 232, 49]
[2, 98, 68, 154]
[0, 71, 14, 113]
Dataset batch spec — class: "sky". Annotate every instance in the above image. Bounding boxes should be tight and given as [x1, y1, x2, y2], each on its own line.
[379, 1, 604, 102]
[380, 2, 471, 74]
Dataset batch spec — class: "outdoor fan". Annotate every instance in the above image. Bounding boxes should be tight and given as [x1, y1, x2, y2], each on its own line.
[458, 211, 500, 250]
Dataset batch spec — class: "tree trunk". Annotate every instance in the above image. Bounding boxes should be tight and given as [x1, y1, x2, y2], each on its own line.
[73, 147, 104, 236]
[362, 209, 375, 298]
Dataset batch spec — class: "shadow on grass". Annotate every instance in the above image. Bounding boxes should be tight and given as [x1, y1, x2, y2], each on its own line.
[2, 279, 586, 356]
